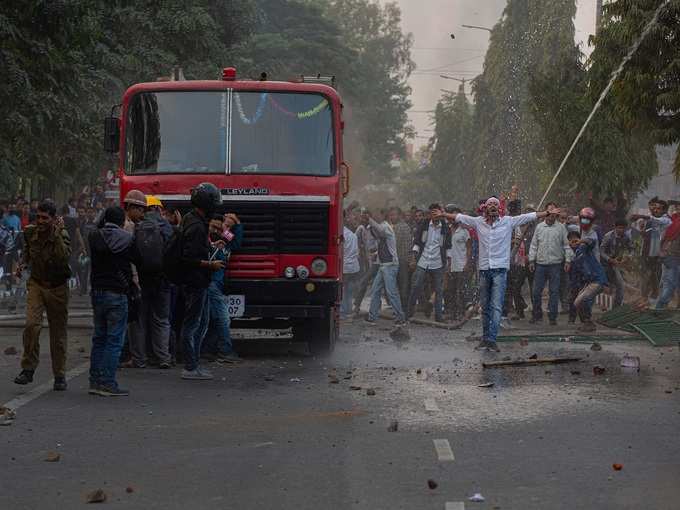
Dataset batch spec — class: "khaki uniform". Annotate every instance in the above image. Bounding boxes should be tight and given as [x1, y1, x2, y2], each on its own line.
[21, 225, 71, 377]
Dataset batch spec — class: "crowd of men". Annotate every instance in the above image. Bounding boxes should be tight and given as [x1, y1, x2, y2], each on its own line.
[340, 192, 680, 351]
[3, 183, 242, 396]
[2, 184, 680, 394]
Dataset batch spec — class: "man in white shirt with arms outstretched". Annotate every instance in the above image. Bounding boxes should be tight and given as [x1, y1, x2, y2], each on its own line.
[443, 197, 560, 352]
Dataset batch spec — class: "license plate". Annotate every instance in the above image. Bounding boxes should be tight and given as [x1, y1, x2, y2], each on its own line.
[227, 295, 245, 318]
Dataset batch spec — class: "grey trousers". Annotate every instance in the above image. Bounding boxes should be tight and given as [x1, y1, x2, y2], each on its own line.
[129, 281, 172, 365]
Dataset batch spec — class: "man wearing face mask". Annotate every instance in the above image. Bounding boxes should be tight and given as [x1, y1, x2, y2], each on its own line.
[443, 198, 560, 352]
[577, 208, 600, 262]
[13, 201, 71, 390]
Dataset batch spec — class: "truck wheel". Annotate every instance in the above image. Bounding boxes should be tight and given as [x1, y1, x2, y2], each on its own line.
[294, 308, 337, 356]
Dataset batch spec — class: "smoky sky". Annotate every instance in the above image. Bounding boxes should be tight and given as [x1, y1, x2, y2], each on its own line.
[386, 0, 598, 149]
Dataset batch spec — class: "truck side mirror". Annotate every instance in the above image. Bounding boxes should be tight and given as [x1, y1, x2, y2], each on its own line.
[103, 117, 120, 153]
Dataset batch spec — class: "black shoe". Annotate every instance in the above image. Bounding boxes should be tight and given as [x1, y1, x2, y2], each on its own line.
[528, 317, 542, 324]
[98, 385, 130, 397]
[14, 369, 34, 385]
[549, 319, 558, 326]
[53, 377, 67, 391]
[88, 383, 101, 395]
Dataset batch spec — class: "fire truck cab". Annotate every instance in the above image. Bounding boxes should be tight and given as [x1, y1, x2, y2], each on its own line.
[104, 68, 349, 354]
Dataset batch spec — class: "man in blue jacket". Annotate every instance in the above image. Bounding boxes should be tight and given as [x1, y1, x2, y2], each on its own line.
[568, 231, 608, 332]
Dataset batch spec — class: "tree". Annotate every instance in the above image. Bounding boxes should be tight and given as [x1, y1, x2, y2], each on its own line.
[470, 0, 579, 199]
[424, 85, 474, 205]
[590, 0, 680, 176]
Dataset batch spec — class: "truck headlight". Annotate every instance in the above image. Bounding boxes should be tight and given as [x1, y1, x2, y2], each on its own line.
[284, 266, 296, 279]
[296, 265, 310, 279]
[310, 258, 327, 276]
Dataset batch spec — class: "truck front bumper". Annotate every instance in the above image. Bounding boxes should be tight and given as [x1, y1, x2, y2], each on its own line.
[226, 278, 340, 318]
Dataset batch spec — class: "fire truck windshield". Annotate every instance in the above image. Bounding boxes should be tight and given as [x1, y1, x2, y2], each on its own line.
[125, 91, 335, 176]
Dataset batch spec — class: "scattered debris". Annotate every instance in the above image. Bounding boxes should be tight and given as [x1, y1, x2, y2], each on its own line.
[0, 406, 16, 426]
[86, 489, 107, 504]
[416, 368, 422, 375]
[570, 370, 581, 375]
[263, 375, 274, 381]
[427, 479, 438, 490]
[620, 355, 640, 370]
[343, 375, 352, 380]
[469, 493, 485, 503]
[477, 382, 494, 388]
[328, 376, 339, 384]
[519, 338, 529, 346]
[126, 486, 134, 494]
[590, 342, 602, 351]
[528, 353, 538, 360]
[3, 346, 17, 355]
[77, 347, 86, 353]
[289, 378, 301, 383]
[612, 463, 623, 471]
[544, 370, 552, 375]
[366, 388, 376, 396]
[389, 326, 410, 342]
[44, 452, 61, 462]
[387, 420, 399, 432]
[664, 389, 673, 394]
[592, 366, 606, 375]
[349, 386, 362, 391]
[483, 357, 582, 368]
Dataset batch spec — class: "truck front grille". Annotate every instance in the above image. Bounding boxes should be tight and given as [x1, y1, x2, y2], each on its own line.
[221, 201, 329, 255]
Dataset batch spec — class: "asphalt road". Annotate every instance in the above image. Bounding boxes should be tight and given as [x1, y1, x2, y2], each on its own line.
[1, 300, 679, 509]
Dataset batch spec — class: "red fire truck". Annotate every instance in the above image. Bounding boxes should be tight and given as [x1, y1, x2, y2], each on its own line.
[104, 68, 349, 354]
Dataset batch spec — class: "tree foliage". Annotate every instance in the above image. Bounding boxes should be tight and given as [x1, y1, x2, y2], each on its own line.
[590, 0, 680, 176]
[422, 0, 659, 208]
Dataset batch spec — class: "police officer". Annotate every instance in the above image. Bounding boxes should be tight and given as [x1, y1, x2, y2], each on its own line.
[14, 201, 72, 391]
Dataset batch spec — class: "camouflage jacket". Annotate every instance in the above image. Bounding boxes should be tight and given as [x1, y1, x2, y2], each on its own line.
[23, 224, 71, 285]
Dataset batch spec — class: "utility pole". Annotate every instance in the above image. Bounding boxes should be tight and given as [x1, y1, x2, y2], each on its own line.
[595, 0, 603, 34]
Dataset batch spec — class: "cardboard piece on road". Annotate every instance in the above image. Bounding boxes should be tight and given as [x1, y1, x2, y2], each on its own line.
[482, 357, 583, 368]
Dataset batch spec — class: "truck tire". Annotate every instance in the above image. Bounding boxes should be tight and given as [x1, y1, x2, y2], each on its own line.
[293, 308, 337, 356]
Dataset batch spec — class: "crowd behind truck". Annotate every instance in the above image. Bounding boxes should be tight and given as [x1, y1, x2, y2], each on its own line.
[1, 184, 679, 393]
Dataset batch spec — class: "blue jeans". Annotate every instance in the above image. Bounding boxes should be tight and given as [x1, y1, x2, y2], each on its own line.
[90, 290, 128, 388]
[202, 282, 234, 355]
[532, 263, 562, 320]
[341, 272, 360, 318]
[181, 286, 210, 371]
[656, 256, 680, 309]
[479, 268, 508, 343]
[368, 264, 406, 322]
[408, 266, 445, 320]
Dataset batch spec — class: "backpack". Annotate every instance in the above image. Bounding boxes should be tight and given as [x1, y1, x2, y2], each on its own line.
[162, 225, 184, 285]
[135, 217, 164, 275]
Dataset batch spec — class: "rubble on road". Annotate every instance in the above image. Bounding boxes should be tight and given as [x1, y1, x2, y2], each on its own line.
[3, 346, 17, 355]
[427, 479, 438, 490]
[593, 366, 606, 375]
[389, 326, 410, 342]
[86, 489, 107, 503]
[0, 406, 16, 426]
[620, 355, 640, 370]
[590, 342, 602, 351]
[469, 493, 485, 502]
[366, 388, 376, 396]
[44, 452, 61, 462]
[483, 357, 582, 368]
[387, 420, 398, 432]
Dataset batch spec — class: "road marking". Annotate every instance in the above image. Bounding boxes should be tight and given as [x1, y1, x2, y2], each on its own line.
[445, 503, 465, 510]
[3, 362, 89, 411]
[424, 398, 440, 412]
[433, 438, 455, 462]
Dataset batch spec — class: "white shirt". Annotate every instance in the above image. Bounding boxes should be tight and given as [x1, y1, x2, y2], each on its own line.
[457, 212, 538, 270]
[343, 226, 360, 274]
[415, 220, 444, 270]
[447, 226, 470, 272]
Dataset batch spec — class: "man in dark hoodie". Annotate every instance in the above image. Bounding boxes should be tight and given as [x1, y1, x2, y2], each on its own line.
[88, 206, 137, 396]
[179, 183, 224, 380]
